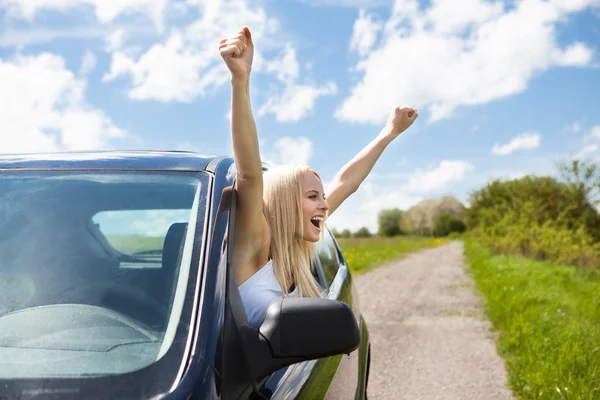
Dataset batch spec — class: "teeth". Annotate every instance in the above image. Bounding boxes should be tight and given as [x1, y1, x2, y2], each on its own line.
[311, 216, 324, 221]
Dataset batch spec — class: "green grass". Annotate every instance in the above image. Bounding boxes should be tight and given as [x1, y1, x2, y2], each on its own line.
[464, 237, 600, 399]
[105, 235, 164, 254]
[337, 235, 447, 275]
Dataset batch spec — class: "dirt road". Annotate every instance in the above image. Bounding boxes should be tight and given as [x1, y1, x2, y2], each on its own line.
[354, 241, 514, 400]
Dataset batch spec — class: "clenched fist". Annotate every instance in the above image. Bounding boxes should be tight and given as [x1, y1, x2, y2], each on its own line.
[386, 106, 418, 136]
[219, 27, 254, 79]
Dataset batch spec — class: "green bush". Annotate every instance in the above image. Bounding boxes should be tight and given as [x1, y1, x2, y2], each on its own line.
[432, 213, 466, 237]
[448, 231, 463, 239]
[377, 208, 403, 237]
[466, 163, 600, 268]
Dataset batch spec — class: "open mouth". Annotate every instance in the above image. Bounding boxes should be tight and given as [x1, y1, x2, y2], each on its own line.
[310, 216, 324, 229]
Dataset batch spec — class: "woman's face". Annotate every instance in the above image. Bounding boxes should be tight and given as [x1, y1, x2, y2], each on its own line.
[301, 171, 329, 242]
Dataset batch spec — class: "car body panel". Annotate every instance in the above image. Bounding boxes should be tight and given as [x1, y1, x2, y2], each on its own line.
[0, 151, 213, 172]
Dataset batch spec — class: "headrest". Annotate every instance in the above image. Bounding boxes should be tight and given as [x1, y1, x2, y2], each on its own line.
[162, 222, 188, 271]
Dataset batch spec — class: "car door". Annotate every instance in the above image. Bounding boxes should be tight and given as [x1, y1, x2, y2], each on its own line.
[257, 227, 362, 400]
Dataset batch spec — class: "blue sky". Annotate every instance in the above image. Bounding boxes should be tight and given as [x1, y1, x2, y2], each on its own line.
[0, 0, 599, 233]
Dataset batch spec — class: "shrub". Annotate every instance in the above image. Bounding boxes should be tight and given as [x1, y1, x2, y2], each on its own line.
[466, 167, 600, 268]
[377, 208, 403, 237]
[433, 213, 466, 237]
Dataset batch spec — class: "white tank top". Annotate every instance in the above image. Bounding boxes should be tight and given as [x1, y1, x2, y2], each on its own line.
[238, 259, 298, 328]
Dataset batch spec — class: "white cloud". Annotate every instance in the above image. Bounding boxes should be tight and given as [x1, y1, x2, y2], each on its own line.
[266, 43, 300, 82]
[424, 0, 504, 35]
[103, 33, 214, 102]
[258, 82, 337, 122]
[336, 0, 598, 124]
[79, 51, 97, 76]
[299, 0, 393, 7]
[350, 9, 382, 56]
[574, 144, 598, 159]
[569, 121, 582, 133]
[258, 39, 337, 121]
[130, 209, 191, 236]
[589, 125, 600, 139]
[0, 0, 168, 30]
[492, 132, 541, 155]
[0, 26, 107, 48]
[271, 137, 314, 165]
[403, 160, 475, 192]
[325, 179, 424, 233]
[506, 171, 528, 181]
[553, 41, 595, 65]
[0, 53, 125, 154]
[326, 159, 475, 232]
[101, 0, 335, 121]
[105, 28, 128, 52]
[103, 0, 278, 102]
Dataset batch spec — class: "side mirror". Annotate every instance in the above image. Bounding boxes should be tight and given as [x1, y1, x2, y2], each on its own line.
[242, 297, 360, 381]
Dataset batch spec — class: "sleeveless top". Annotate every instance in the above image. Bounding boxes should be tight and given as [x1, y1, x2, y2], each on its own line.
[239, 259, 298, 328]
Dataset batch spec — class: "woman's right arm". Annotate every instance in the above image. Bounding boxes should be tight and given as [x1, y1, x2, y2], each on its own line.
[219, 27, 270, 284]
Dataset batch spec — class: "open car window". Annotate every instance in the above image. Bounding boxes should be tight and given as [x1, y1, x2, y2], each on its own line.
[315, 228, 340, 287]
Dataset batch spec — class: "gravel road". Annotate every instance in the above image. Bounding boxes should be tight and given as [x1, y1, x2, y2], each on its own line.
[354, 241, 514, 400]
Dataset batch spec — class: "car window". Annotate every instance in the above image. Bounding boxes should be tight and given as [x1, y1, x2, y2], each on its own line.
[316, 228, 340, 286]
[93, 209, 192, 269]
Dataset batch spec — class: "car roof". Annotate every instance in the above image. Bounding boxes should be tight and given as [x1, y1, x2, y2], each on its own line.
[0, 150, 230, 172]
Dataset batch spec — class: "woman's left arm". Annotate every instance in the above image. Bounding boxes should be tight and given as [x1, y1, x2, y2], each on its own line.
[325, 106, 418, 217]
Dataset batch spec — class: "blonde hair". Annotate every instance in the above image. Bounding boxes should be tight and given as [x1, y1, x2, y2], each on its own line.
[262, 164, 323, 298]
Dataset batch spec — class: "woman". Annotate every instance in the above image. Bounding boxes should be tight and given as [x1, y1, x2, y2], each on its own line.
[219, 27, 418, 328]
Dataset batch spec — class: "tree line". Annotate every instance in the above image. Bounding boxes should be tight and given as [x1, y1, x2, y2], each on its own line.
[332, 158, 600, 268]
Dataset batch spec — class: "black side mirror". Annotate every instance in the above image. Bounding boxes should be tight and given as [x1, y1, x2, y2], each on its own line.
[242, 297, 360, 381]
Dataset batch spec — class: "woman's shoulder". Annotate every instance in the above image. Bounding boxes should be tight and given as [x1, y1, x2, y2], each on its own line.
[239, 259, 278, 291]
[238, 260, 285, 327]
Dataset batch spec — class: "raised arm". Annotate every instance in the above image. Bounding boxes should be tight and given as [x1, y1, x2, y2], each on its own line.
[219, 27, 270, 284]
[325, 106, 418, 216]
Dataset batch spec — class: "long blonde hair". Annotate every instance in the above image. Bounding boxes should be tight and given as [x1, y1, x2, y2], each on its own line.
[262, 164, 323, 298]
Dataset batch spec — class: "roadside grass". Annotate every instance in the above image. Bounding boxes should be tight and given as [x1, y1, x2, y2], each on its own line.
[337, 235, 447, 275]
[464, 237, 600, 399]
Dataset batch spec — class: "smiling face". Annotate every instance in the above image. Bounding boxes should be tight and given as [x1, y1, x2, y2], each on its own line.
[301, 171, 329, 242]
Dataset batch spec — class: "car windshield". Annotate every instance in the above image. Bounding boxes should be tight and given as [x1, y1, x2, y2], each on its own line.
[0, 170, 207, 381]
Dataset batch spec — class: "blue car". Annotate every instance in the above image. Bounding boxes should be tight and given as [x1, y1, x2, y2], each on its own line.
[0, 151, 370, 400]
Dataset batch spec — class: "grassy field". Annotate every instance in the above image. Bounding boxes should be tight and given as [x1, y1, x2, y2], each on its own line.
[105, 235, 164, 254]
[465, 237, 600, 399]
[336, 235, 447, 275]
[106, 234, 447, 271]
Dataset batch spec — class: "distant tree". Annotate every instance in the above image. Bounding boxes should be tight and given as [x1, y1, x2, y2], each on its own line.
[353, 227, 372, 238]
[331, 228, 340, 237]
[339, 229, 352, 238]
[377, 208, 403, 237]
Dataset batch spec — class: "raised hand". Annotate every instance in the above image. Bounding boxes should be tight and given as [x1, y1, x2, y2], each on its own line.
[385, 106, 419, 137]
[219, 27, 254, 79]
